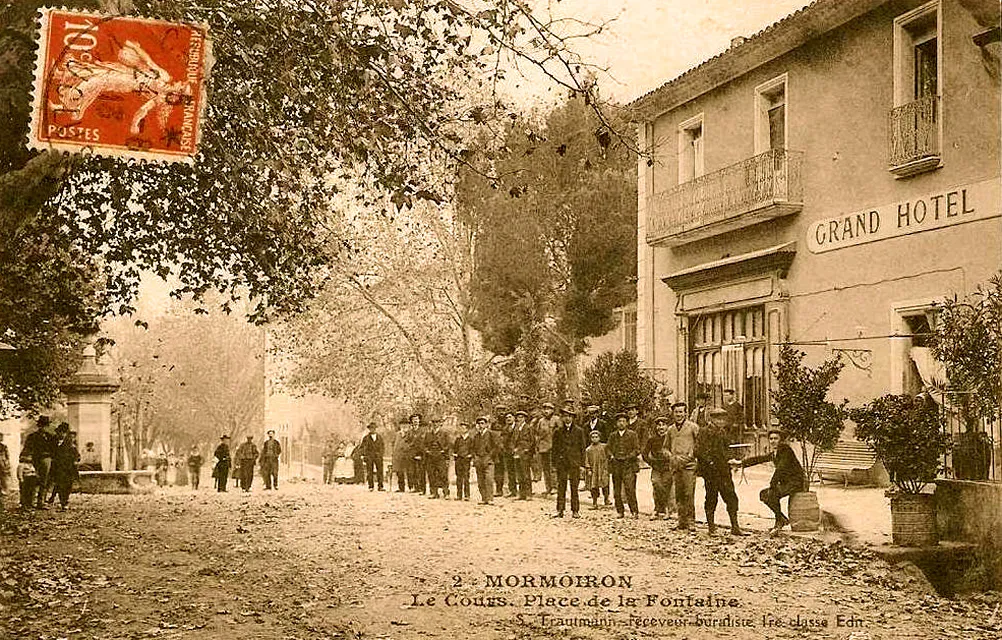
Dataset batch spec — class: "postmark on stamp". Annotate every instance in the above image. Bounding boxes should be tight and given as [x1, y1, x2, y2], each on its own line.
[29, 8, 210, 163]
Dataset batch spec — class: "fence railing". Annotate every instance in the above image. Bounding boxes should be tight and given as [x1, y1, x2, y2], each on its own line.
[646, 148, 803, 244]
[888, 95, 940, 168]
[939, 395, 1000, 483]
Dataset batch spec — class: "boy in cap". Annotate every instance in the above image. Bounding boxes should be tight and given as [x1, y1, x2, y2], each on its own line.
[584, 430, 608, 510]
[471, 416, 499, 504]
[643, 416, 674, 520]
[607, 413, 640, 518]
[453, 421, 474, 500]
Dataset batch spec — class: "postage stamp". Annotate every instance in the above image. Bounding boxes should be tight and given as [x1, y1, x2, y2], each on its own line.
[28, 8, 210, 163]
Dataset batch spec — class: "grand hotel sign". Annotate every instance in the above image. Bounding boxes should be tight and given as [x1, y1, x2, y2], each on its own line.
[807, 178, 1000, 253]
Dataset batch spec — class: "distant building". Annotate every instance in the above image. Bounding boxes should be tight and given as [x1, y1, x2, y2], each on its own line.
[630, 0, 1000, 436]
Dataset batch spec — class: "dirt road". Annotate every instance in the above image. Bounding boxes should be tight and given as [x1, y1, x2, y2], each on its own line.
[1, 482, 999, 639]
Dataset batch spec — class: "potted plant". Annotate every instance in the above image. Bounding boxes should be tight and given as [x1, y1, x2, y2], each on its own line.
[771, 345, 848, 531]
[850, 394, 951, 546]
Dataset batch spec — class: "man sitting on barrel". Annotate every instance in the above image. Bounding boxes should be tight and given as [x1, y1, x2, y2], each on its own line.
[732, 427, 805, 533]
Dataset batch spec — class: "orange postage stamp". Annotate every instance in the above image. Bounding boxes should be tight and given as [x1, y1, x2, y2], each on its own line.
[29, 8, 210, 162]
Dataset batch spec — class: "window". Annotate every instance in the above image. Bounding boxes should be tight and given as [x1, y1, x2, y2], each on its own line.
[678, 114, 704, 183]
[754, 74, 787, 154]
[622, 308, 637, 353]
[894, 2, 939, 106]
[689, 305, 769, 431]
[890, 1, 941, 174]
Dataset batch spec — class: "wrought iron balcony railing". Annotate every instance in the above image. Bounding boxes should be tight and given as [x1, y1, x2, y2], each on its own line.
[646, 148, 803, 246]
[888, 95, 941, 176]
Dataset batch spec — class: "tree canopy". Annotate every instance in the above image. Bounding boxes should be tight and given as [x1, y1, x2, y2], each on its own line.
[0, 0, 618, 415]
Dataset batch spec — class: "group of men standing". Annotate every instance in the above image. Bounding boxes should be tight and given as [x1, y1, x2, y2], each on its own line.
[209, 430, 282, 492]
[359, 391, 806, 535]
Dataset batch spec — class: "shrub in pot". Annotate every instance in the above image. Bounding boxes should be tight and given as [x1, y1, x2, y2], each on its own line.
[771, 346, 848, 531]
[850, 394, 951, 546]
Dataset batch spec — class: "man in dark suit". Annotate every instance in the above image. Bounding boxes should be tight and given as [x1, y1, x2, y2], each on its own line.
[735, 427, 806, 532]
[550, 408, 586, 518]
[471, 416, 499, 504]
[260, 429, 282, 490]
[499, 411, 518, 497]
[22, 416, 57, 509]
[626, 403, 649, 459]
[406, 413, 426, 494]
[423, 417, 451, 498]
[581, 405, 607, 443]
[511, 410, 536, 500]
[359, 422, 385, 491]
[607, 413, 640, 518]
[212, 435, 231, 493]
[453, 421, 474, 501]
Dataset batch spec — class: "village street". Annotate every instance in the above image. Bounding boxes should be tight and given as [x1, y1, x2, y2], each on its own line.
[2, 481, 999, 640]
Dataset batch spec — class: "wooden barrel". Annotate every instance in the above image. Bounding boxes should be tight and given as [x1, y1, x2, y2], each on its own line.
[890, 493, 938, 546]
[789, 491, 821, 531]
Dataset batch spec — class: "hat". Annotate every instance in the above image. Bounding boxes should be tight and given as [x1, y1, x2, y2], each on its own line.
[409, 413, 422, 421]
[586, 404, 600, 411]
[541, 402, 554, 409]
[515, 410, 528, 418]
[367, 422, 378, 429]
[767, 427, 786, 438]
[614, 412, 628, 421]
[475, 415, 489, 424]
[671, 402, 687, 409]
[625, 403, 638, 410]
[654, 416, 669, 424]
[709, 408, 727, 417]
[589, 430, 601, 437]
[266, 429, 275, 435]
[560, 408, 576, 417]
[723, 388, 735, 393]
[459, 421, 470, 427]
[563, 398, 575, 404]
[221, 435, 230, 440]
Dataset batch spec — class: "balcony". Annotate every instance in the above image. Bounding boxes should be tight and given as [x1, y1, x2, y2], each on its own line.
[888, 95, 941, 177]
[646, 149, 804, 247]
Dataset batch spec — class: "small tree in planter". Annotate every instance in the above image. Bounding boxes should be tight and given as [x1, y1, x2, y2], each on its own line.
[771, 345, 848, 531]
[850, 394, 950, 546]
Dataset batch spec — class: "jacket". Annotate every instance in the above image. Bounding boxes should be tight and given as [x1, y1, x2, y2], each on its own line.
[261, 438, 282, 460]
[551, 424, 586, 469]
[358, 432, 385, 460]
[471, 428, 499, 463]
[742, 443, 806, 491]
[642, 432, 671, 471]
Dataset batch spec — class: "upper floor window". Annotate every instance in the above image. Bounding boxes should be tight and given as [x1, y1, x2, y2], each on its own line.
[754, 74, 787, 154]
[889, 1, 941, 176]
[678, 113, 704, 183]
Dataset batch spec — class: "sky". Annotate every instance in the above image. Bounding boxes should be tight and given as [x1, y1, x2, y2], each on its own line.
[544, 0, 814, 102]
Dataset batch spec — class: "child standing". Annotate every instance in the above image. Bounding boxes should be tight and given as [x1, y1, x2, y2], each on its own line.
[584, 430, 609, 510]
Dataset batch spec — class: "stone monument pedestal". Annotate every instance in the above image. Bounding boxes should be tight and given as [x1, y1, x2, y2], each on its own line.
[62, 341, 153, 493]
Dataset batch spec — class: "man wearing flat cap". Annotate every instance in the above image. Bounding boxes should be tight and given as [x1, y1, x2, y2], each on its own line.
[735, 426, 805, 533]
[551, 408, 586, 518]
[213, 435, 231, 493]
[535, 402, 560, 495]
[471, 416, 499, 504]
[261, 429, 282, 490]
[607, 413, 640, 518]
[511, 410, 536, 500]
[695, 408, 746, 535]
[582, 404, 607, 444]
[643, 416, 674, 520]
[359, 422, 385, 491]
